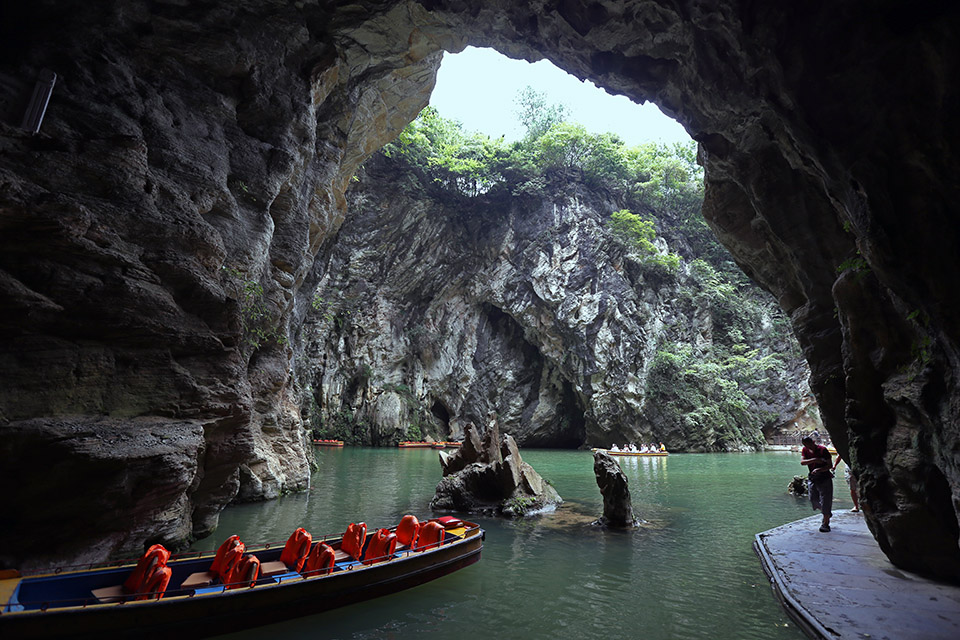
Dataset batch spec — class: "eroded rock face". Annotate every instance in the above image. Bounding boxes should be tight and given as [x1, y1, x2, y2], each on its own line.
[303, 154, 808, 451]
[0, 0, 444, 566]
[431, 420, 561, 516]
[593, 451, 637, 528]
[2, 1, 958, 579]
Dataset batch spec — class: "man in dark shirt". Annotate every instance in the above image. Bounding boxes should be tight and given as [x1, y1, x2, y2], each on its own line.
[801, 435, 834, 532]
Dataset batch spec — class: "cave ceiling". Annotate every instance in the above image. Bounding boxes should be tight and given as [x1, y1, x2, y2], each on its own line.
[0, 1, 958, 581]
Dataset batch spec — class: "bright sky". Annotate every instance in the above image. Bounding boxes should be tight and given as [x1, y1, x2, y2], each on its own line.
[429, 46, 691, 147]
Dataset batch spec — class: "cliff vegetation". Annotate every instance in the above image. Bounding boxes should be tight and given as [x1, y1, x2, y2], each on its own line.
[302, 101, 812, 451]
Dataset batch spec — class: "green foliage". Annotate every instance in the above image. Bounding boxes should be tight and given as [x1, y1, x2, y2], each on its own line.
[608, 209, 682, 276]
[646, 343, 771, 449]
[222, 266, 288, 349]
[837, 254, 869, 275]
[514, 86, 569, 140]
[406, 422, 422, 441]
[382, 105, 510, 197]
[314, 408, 367, 445]
[502, 495, 538, 517]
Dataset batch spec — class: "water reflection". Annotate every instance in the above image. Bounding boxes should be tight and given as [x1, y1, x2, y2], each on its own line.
[218, 449, 815, 640]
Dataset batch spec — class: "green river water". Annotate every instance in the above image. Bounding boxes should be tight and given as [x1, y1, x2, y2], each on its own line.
[217, 448, 836, 640]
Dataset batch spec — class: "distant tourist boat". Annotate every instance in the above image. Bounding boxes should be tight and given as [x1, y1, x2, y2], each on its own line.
[591, 448, 669, 457]
[398, 441, 443, 449]
[440, 441, 462, 448]
[312, 439, 344, 447]
[0, 516, 483, 640]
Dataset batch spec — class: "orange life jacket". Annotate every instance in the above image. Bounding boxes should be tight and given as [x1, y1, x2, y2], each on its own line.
[396, 515, 420, 547]
[217, 540, 246, 585]
[123, 544, 171, 594]
[340, 522, 367, 559]
[303, 542, 336, 576]
[228, 554, 260, 589]
[135, 564, 172, 600]
[363, 528, 398, 565]
[210, 535, 242, 576]
[416, 521, 444, 551]
[279, 527, 312, 572]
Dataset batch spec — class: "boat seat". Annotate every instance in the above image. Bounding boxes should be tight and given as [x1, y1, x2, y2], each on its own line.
[92, 544, 171, 603]
[415, 522, 444, 551]
[180, 571, 218, 590]
[227, 554, 260, 589]
[338, 522, 367, 561]
[302, 541, 336, 577]
[180, 535, 244, 591]
[362, 529, 397, 565]
[395, 515, 420, 550]
[261, 527, 312, 578]
[90, 584, 128, 604]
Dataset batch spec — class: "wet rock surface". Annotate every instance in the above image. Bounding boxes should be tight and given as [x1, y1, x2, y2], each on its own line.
[788, 476, 809, 497]
[1, 1, 958, 579]
[431, 421, 562, 517]
[592, 451, 638, 528]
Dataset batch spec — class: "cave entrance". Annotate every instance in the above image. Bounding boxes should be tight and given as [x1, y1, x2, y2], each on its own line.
[429, 46, 690, 149]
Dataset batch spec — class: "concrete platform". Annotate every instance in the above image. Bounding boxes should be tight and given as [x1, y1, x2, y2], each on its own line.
[754, 511, 960, 640]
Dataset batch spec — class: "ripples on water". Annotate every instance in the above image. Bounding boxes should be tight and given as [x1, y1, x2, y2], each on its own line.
[216, 448, 830, 639]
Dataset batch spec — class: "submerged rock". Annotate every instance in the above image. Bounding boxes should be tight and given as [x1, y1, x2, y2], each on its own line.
[431, 419, 561, 517]
[788, 475, 809, 497]
[592, 451, 638, 528]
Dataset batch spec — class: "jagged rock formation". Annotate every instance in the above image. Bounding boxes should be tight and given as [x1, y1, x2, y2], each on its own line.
[302, 153, 808, 451]
[1, 1, 958, 580]
[431, 420, 561, 516]
[593, 451, 637, 528]
[788, 476, 808, 498]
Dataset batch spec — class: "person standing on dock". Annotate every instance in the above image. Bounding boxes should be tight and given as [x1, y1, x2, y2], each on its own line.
[800, 436, 834, 532]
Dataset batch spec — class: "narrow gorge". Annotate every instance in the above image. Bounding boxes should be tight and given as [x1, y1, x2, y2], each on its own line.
[1, 1, 958, 583]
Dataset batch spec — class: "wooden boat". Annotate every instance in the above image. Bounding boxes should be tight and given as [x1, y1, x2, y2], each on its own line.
[311, 439, 344, 447]
[0, 517, 483, 640]
[397, 441, 442, 449]
[440, 441, 462, 448]
[591, 448, 669, 457]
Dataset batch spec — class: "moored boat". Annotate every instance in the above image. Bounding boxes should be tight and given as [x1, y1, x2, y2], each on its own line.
[398, 441, 440, 448]
[312, 439, 345, 447]
[591, 448, 669, 457]
[0, 516, 483, 640]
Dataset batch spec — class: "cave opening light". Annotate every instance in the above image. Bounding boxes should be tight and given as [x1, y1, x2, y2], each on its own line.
[428, 46, 691, 147]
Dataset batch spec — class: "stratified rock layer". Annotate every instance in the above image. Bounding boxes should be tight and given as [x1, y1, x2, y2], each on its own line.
[431, 420, 562, 516]
[1, 1, 958, 580]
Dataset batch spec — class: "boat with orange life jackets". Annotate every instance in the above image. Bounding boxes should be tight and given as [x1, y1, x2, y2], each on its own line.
[397, 440, 444, 449]
[311, 439, 345, 447]
[0, 515, 483, 640]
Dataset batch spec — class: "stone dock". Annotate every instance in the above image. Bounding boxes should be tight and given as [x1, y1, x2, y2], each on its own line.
[754, 511, 960, 639]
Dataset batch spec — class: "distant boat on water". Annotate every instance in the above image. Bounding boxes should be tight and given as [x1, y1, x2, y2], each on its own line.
[312, 439, 344, 447]
[591, 448, 669, 457]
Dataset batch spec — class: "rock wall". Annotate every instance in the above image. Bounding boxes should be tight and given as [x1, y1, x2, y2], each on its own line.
[0, 0, 448, 566]
[2, 1, 958, 579]
[302, 153, 808, 451]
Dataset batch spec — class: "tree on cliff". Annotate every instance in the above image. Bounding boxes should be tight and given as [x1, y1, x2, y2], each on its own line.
[371, 103, 803, 450]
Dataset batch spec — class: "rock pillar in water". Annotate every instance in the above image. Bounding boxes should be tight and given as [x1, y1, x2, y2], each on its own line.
[593, 450, 638, 528]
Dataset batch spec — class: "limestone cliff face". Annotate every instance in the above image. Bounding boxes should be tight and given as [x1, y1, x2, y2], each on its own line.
[0, 0, 447, 566]
[1, 1, 958, 580]
[301, 154, 807, 452]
